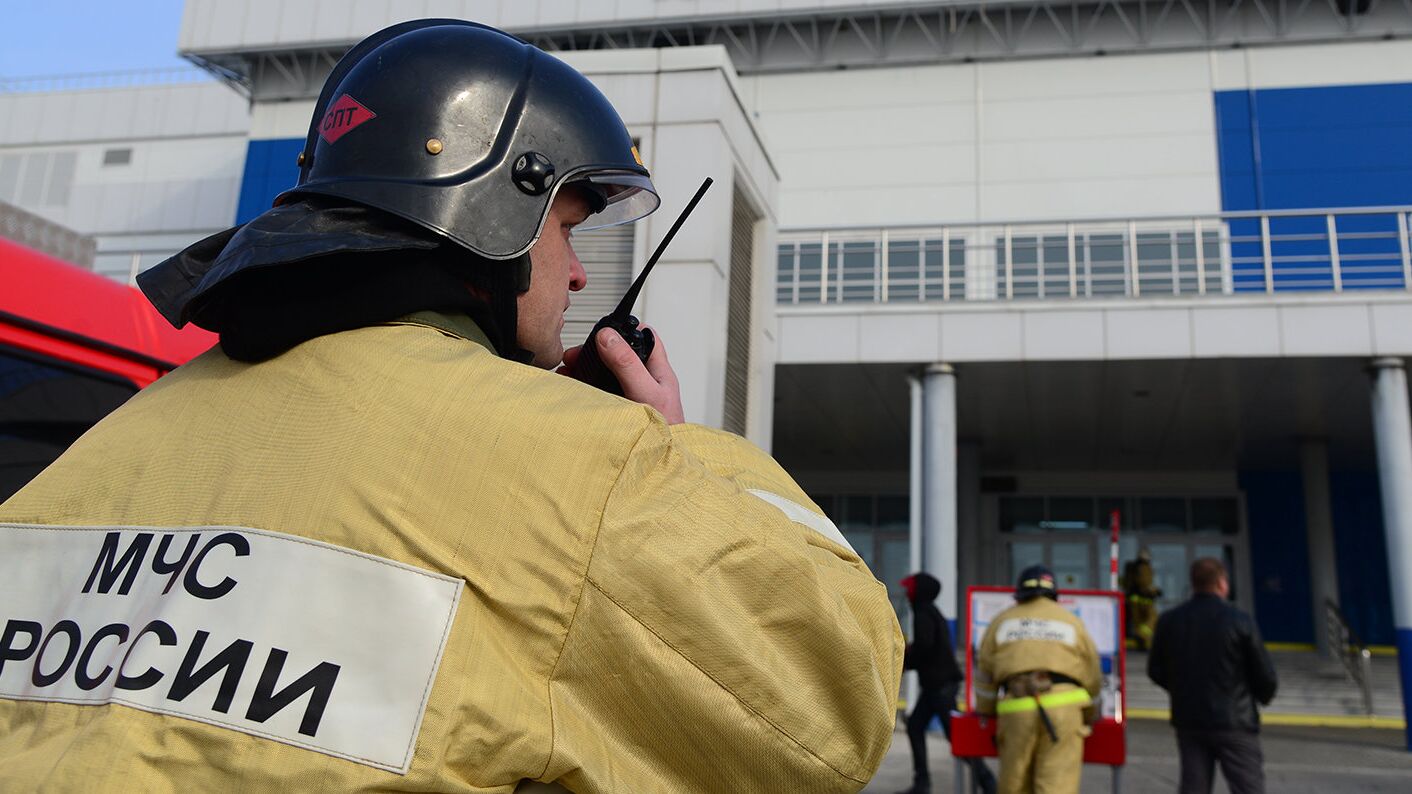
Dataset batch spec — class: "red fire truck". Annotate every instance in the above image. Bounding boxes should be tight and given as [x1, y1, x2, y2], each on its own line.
[0, 237, 215, 501]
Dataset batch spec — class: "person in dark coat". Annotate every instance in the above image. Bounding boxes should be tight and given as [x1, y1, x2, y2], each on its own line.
[1148, 558, 1278, 794]
[897, 573, 997, 794]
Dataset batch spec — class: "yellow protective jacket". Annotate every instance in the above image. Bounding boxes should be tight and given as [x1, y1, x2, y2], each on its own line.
[975, 596, 1102, 718]
[0, 312, 903, 793]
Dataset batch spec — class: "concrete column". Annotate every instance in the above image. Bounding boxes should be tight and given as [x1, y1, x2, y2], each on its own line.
[1300, 439, 1340, 658]
[1369, 358, 1412, 751]
[958, 441, 982, 596]
[923, 363, 959, 622]
[909, 374, 924, 582]
[906, 373, 924, 710]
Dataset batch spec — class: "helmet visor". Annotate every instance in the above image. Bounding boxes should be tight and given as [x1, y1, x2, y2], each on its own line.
[572, 172, 660, 232]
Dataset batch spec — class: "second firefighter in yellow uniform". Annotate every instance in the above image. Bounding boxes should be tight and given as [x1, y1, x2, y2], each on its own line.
[976, 566, 1102, 794]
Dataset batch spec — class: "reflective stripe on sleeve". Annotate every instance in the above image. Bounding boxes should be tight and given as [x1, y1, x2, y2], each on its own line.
[746, 489, 855, 553]
[995, 688, 1092, 715]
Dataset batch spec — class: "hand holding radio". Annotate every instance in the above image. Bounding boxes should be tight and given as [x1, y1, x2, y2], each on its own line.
[566, 177, 713, 417]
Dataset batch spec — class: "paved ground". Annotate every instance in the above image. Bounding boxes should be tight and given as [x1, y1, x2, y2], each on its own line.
[863, 718, 1412, 793]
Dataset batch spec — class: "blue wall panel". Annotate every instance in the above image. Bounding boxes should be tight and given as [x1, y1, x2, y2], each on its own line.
[1241, 470, 1315, 643]
[1332, 471, 1393, 645]
[1214, 82, 1412, 292]
[1240, 468, 1394, 646]
[236, 138, 305, 224]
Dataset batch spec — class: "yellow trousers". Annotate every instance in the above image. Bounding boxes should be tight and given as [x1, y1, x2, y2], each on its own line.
[995, 686, 1088, 794]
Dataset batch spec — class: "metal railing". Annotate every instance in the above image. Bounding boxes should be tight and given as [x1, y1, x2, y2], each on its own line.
[1324, 599, 1374, 716]
[776, 206, 1412, 306]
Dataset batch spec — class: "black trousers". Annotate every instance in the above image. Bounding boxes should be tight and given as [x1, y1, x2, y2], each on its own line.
[907, 683, 996, 790]
[1175, 728, 1265, 794]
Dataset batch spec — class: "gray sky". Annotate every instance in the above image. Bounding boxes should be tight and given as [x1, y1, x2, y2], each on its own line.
[0, 0, 189, 78]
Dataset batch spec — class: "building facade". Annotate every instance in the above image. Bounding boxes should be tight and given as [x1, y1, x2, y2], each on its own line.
[5, 0, 1412, 727]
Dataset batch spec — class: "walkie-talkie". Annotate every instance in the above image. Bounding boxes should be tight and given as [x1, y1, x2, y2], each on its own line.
[570, 177, 713, 395]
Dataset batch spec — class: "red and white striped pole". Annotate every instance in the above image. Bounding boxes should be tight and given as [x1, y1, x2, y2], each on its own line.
[1109, 509, 1121, 591]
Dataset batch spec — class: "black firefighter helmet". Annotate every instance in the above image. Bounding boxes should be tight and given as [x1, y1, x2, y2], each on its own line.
[139, 19, 659, 338]
[285, 18, 659, 260]
[1015, 564, 1059, 601]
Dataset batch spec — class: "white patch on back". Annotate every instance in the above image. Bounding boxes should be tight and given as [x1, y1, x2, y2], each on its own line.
[995, 617, 1077, 646]
[0, 523, 462, 774]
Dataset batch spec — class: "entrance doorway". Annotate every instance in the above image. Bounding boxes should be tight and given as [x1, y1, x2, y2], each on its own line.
[994, 494, 1251, 615]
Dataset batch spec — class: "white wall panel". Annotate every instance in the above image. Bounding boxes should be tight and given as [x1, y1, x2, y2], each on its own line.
[206, 1, 250, 51]
[3, 95, 43, 143]
[941, 313, 1024, 361]
[764, 104, 973, 151]
[1023, 311, 1105, 360]
[781, 183, 978, 228]
[538, 0, 578, 25]
[251, 100, 317, 140]
[779, 143, 972, 190]
[581, 73, 657, 126]
[311, 0, 356, 42]
[0, 85, 248, 146]
[858, 313, 941, 361]
[499, 0, 540, 27]
[1106, 308, 1193, 358]
[240, 0, 284, 45]
[1278, 304, 1374, 355]
[274, 0, 320, 45]
[980, 176, 1216, 220]
[32, 93, 79, 144]
[1238, 39, 1412, 91]
[350, 0, 395, 36]
[1372, 305, 1412, 355]
[981, 51, 1213, 100]
[612, 0, 656, 22]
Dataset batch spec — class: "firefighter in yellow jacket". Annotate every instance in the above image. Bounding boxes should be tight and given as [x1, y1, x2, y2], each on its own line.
[0, 20, 903, 793]
[976, 566, 1102, 794]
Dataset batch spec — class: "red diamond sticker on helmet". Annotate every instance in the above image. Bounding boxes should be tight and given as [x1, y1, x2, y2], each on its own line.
[319, 94, 377, 144]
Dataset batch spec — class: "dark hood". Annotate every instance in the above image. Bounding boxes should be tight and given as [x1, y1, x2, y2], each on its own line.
[911, 572, 941, 604]
[137, 198, 529, 363]
[138, 197, 442, 331]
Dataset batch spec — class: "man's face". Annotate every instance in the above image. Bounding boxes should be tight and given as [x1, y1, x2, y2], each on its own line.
[519, 188, 592, 368]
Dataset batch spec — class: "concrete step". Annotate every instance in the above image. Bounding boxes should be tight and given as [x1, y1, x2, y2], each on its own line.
[1124, 650, 1404, 721]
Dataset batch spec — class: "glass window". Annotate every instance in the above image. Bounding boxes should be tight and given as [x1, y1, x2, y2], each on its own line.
[1088, 233, 1127, 297]
[1000, 496, 1045, 534]
[1009, 541, 1046, 583]
[1042, 235, 1072, 298]
[1051, 542, 1093, 590]
[797, 243, 822, 303]
[1045, 497, 1094, 531]
[809, 493, 836, 522]
[876, 495, 908, 532]
[1192, 498, 1239, 535]
[1096, 497, 1131, 532]
[1137, 231, 1176, 296]
[841, 495, 874, 532]
[887, 239, 921, 302]
[1147, 543, 1190, 609]
[1141, 498, 1187, 533]
[775, 243, 796, 303]
[922, 237, 966, 301]
[840, 241, 876, 302]
[880, 537, 912, 618]
[999, 235, 1040, 299]
[0, 348, 137, 502]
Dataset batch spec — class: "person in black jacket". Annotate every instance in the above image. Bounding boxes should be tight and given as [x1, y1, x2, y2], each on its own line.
[897, 573, 997, 794]
[1148, 558, 1278, 794]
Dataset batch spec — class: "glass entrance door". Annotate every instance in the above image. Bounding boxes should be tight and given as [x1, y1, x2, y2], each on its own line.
[996, 494, 1247, 611]
[1007, 535, 1097, 591]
